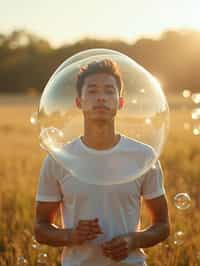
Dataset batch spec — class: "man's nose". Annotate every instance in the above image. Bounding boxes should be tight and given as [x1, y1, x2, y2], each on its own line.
[96, 93, 106, 102]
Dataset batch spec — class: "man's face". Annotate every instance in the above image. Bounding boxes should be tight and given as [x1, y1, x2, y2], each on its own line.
[76, 73, 122, 122]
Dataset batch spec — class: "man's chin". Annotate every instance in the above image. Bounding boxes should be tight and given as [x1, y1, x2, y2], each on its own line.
[91, 115, 110, 122]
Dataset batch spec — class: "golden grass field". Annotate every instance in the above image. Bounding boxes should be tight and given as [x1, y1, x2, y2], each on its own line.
[0, 94, 200, 266]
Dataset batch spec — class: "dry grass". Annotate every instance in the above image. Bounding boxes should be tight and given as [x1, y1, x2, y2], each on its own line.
[0, 94, 199, 265]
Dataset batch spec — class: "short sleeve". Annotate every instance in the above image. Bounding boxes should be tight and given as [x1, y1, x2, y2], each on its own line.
[141, 160, 165, 200]
[36, 155, 63, 202]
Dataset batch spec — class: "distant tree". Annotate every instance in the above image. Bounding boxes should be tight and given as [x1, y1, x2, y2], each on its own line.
[1, 29, 200, 94]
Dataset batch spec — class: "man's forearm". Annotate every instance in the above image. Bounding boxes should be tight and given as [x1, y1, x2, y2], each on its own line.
[34, 223, 73, 247]
[128, 222, 170, 249]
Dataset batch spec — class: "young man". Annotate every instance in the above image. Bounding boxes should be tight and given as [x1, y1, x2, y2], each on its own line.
[34, 59, 170, 266]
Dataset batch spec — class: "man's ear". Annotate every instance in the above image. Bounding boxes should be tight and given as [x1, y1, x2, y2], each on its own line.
[119, 97, 124, 109]
[75, 97, 82, 109]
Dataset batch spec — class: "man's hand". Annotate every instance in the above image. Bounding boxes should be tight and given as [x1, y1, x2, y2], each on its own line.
[70, 218, 103, 245]
[101, 235, 133, 262]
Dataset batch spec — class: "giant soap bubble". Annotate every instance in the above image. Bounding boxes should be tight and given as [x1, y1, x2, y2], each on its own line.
[37, 48, 169, 185]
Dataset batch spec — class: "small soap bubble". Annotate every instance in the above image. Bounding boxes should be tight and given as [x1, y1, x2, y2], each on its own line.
[182, 89, 191, 98]
[31, 236, 40, 250]
[40, 127, 65, 152]
[30, 112, 38, 125]
[37, 253, 48, 265]
[174, 231, 185, 246]
[192, 93, 200, 104]
[17, 256, 28, 265]
[174, 193, 191, 210]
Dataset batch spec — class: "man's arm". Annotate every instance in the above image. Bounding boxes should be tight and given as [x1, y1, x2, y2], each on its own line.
[34, 201, 72, 247]
[34, 201, 103, 247]
[128, 194, 170, 249]
[101, 195, 170, 262]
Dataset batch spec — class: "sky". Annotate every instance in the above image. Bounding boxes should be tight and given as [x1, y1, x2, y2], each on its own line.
[1, 0, 200, 46]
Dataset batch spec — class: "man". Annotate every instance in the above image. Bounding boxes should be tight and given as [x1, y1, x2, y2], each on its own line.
[34, 59, 170, 266]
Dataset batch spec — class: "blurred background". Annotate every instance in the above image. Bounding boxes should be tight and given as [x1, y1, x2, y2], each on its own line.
[0, 0, 200, 265]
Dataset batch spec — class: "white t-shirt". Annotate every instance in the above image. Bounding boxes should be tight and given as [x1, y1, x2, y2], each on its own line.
[36, 135, 165, 266]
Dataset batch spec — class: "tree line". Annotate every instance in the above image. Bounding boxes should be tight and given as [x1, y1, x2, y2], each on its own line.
[0, 29, 200, 95]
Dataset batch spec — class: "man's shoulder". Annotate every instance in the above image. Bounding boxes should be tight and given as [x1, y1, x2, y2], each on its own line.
[64, 137, 81, 150]
[120, 135, 155, 155]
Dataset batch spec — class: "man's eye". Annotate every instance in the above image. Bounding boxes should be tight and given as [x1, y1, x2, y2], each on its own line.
[106, 90, 115, 94]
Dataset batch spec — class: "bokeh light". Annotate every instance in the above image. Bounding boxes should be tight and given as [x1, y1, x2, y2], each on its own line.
[173, 231, 185, 246]
[182, 89, 191, 98]
[30, 112, 38, 125]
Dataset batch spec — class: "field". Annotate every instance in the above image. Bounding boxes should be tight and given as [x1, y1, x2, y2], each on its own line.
[0, 94, 200, 266]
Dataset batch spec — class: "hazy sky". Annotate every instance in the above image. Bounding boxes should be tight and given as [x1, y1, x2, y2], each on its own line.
[1, 0, 200, 46]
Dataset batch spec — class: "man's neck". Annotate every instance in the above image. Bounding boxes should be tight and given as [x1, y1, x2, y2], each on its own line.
[82, 120, 120, 150]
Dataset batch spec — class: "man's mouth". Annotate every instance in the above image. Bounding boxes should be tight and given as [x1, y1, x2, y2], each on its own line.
[93, 106, 110, 110]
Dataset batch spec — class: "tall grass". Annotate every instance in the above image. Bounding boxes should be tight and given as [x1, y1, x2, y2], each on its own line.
[0, 95, 199, 265]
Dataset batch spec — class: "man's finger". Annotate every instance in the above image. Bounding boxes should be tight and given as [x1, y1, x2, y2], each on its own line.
[78, 220, 94, 225]
[91, 227, 103, 233]
[103, 246, 128, 255]
[79, 218, 99, 224]
[78, 225, 102, 234]
[112, 255, 127, 262]
[86, 234, 98, 240]
[103, 238, 126, 250]
[77, 224, 91, 230]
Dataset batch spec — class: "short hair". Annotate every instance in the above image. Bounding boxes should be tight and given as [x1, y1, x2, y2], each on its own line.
[76, 59, 123, 96]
